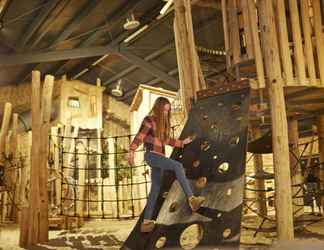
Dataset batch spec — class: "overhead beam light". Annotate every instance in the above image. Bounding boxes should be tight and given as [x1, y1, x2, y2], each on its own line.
[160, 0, 173, 15]
[72, 68, 89, 80]
[123, 24, 149, 43]
[91, 54, 109, 66]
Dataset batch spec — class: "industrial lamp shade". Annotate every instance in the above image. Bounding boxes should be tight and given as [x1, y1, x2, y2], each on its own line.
[111, 79, 124, 97]
[123, 13, 140, 30]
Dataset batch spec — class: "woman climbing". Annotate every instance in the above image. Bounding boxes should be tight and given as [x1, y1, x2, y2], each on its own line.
[128, 97, 205, 233]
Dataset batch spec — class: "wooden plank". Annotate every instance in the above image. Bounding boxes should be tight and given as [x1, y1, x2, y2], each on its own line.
[0, 103, 12, 164]
[273, 0, 294, 85]
[316, 115, 324, 211]
[51, 127, 61, 207]
[312, 0, 324, 86]
[300, 0, 317, 84]
[174, 19, 189, 118]
[288, 119, 304, 217]
[257, 0, 294, 240]
[183, 0, 202, 92]
[251, 126, 267, 216]
[19, 132, 32, 247]
[39, 74, 54, 242]
[27, 71, 42, 246]
[247, 0, 265, 88]
[76, 139, 86, 217]
[174, 2, 195, 116]
[288, 0, 307, 84]
[227, 0, 241, 64]
[240, 0, 254, 59]
[10, 114, 18, 221]
[221, 0, 230, 69]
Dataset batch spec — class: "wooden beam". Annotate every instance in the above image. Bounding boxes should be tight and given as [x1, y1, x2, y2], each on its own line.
[258, 0, 294, 240]
[316, 115, 324, 210]
[52, 0, 158, 76]
[251, 126, 267, 217]
[0, 46, 115, 66]
[288, 0, 306, 84]
[102, 43, 174, 86]
[112, 47, 179, 88]
[300, 0, 316, 84]
[247, 0, 265, 88]
[120, 68, 179, 101]
[50, 0, 100, 47]
[25, 71, 42, 247]
[15, 1, 164, 83]
[274, 0, 294, 85]
[288, 119, 304, 217]
[313, 0, 324, 86]
[18, 0, 62, 49]
[0, 103, 12, 165]
[39, 75, 54, 241]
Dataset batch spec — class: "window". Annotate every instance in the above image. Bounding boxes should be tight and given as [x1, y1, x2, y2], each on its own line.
[68, 97, 80, 108]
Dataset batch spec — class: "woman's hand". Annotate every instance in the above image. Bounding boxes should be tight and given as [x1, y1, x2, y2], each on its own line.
[183, 137, 193, 145]
[128, 150, 135, 166]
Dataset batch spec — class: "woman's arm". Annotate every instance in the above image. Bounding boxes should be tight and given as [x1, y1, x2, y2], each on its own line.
[165, 137, 184, 148]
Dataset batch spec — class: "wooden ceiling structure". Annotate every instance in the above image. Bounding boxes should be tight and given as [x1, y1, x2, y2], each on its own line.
[0, 0, 225, 105]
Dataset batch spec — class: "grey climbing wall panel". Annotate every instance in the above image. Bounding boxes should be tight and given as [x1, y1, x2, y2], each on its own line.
[122, 80, 250, 250]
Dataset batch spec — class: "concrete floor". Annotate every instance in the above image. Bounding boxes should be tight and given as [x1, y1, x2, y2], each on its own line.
[1, 215, 324, 250]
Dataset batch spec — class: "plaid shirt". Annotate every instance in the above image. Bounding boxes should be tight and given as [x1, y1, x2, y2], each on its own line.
[129, 115, 183, 156]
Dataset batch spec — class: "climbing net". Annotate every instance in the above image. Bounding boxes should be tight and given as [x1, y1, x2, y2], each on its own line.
[243, 137, 324, 237]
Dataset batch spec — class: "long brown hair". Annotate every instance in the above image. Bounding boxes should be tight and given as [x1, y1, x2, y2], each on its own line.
[149, 97, 171, 142]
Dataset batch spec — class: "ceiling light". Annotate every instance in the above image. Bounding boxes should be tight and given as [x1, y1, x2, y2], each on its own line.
[111, 79, 124, 97]
[123, 13, 140, 30]
[123, 24, 149, 43]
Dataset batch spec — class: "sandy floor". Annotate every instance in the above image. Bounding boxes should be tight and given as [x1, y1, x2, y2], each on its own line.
[1, 215, 324, 250]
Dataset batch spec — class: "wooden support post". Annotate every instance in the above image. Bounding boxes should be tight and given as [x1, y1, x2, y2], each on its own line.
[76, 139, 86, 217]
[174, 0, 206, 116]
[247, 0, 266, 88]
[97, 129, 102, 216]
[274, 0, 294, 85]
[25, 71, 42, 247]
[288, 119, 304, 217]
[251, 126, 267, 216]
[51, 127, 61, 207]
[10, 114, 19, 222]
[227, 0, 241, 65]
[221, 0, 230, 69]
[288, 0, 306, 84]
[39, 74, 54, 241]
[19, 71, 54, 247]
[0, 103, 12, 166]
[19, 131, 32, 246]
[240, 0, 254, 60]
[258, 0, 294, 240]
[316, 115, 324, 209]
[300, 0, 316, 84]
[312, 0, 324, 86]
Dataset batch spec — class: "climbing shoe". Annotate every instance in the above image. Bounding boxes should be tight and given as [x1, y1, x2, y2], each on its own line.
[189, 196, 205, 212]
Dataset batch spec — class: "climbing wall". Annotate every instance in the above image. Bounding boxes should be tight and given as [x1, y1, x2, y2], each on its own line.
[122, 80, 250, 250]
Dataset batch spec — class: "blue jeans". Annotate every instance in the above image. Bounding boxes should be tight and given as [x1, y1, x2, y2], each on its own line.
[143, 151, 193, 220]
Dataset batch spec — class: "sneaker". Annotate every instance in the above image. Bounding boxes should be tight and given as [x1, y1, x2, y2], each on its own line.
[140, 220, 155, 233]
[189, 196, 205, 212]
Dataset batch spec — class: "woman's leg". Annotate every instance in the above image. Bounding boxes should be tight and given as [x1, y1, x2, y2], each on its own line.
[145, 152, 193, 198]
[143, 167, 162, 220]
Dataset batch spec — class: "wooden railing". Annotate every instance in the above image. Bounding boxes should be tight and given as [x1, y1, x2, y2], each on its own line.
[222, 0, 324, 88]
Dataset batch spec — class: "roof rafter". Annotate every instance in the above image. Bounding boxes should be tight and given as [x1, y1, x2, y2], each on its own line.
[50, 0, 100, 47]
[18, 0, 62, 49]
[52, 0, 142, 76]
